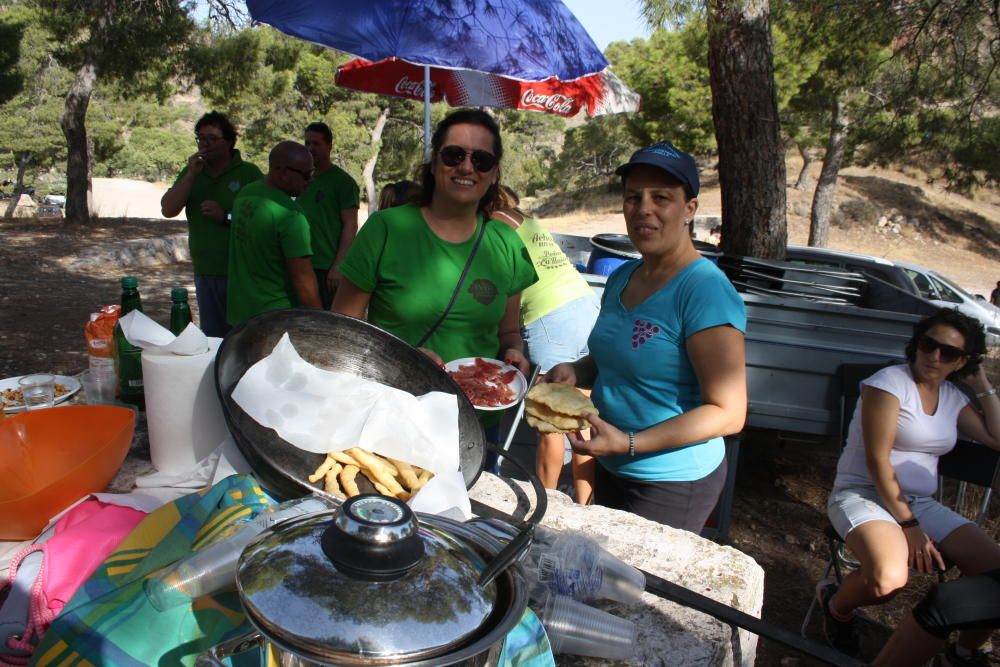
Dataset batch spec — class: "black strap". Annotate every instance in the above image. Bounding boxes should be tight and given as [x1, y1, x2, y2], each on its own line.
[415, 219, 489, 348]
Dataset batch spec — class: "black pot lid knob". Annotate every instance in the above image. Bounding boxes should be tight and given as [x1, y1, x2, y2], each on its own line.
[321, 494, 424, 581]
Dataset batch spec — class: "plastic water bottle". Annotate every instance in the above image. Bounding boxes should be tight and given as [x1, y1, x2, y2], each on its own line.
[113, 276, 144, 408]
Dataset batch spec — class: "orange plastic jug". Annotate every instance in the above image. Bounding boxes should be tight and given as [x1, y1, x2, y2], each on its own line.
[0, 405, 136, 540]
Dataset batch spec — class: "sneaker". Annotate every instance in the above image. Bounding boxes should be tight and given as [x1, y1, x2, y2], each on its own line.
[942, 643, 992, 667]
[816, 579, 860, 657]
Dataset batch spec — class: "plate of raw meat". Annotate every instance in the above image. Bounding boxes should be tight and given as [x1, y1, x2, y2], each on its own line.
[443, 357, 527, 411]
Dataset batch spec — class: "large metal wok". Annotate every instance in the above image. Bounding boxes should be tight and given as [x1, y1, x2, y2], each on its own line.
[215, 309, 487, 500]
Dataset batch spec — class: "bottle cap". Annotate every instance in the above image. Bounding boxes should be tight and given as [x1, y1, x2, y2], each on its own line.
[121, 276, 138, 289]
[171, 287, 188, 301]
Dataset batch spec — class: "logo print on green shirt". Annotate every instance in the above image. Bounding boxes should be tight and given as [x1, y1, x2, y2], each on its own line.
[228, 181, 241, 192]
[468, 279, 499, 305]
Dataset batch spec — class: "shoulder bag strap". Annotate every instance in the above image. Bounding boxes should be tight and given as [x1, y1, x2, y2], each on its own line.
[415, 219, 489, 348]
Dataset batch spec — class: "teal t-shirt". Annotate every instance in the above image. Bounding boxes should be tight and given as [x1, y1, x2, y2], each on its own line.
[589, 258, 746, 482]
[338, 203, 538, 363]
[298, 165, 360, 271]
[226, 180, 313, 325]
[173, 150, 263, 276]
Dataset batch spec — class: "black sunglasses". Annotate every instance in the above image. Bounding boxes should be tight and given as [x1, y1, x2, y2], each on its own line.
[438, 145, 498, 173]
[195, 134, 225, 144]
[286, 166, 314, 180]
[917, 335, 967, 363]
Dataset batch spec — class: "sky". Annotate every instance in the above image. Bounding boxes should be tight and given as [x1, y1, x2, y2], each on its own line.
[560, 0, 651, 51]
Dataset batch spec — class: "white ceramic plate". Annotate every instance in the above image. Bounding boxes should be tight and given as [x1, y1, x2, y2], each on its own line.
[443, 357, 527, 411]
[1, 374, 82, 414]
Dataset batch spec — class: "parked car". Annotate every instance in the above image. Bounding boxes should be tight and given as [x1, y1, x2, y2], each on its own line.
[784, 245, 1000, 345]
[894, 260, 1000, 333]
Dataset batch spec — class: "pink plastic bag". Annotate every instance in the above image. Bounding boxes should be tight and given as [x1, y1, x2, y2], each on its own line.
[1, 499, 146, 664]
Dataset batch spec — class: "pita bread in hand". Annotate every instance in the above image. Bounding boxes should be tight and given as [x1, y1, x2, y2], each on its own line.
[524, 383, 597, 434]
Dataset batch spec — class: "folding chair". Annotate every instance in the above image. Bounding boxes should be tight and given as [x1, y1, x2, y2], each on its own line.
[801, 362, 1000, 638]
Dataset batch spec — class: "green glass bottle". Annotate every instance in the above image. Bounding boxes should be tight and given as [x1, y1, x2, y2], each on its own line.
[169, 287, 193, 336]
[114, 276, 145, 408]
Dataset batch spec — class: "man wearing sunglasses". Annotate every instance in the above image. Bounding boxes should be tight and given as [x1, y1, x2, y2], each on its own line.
[226, 141, 322, 326]
[299, 122, 360, 310]
[161, 111, 263, 337]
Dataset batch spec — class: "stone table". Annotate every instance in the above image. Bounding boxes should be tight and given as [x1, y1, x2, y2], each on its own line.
[470, 475, 764, 667]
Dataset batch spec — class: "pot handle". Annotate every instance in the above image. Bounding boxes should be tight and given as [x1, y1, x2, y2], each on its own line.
[195, 629, 264, 667]
[476, 439, 548, 587]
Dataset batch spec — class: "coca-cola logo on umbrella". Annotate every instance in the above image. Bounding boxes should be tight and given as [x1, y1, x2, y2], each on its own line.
[394, 76, 436, 99]
[520, 90, 576, 116]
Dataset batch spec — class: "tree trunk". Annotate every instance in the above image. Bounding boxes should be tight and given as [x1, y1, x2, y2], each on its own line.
[362, 107, 391, 212]
[3, 151, 31, 219]
[794, 144, 812, 190]
[808, 97, 849, 248]
[60, 63, 96, 224]
[707, 0, 787, 260]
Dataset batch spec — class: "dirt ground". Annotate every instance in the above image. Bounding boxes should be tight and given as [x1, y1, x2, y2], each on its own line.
[2, 163, 999, 666]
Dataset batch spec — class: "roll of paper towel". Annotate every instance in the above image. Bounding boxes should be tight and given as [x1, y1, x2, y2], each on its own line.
[142, 337, 229, 474]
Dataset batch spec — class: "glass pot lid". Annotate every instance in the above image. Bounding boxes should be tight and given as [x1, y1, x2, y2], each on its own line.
[236, 495, 497, 663]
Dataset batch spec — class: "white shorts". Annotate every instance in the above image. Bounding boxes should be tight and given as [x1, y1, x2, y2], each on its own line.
[828, 485, 971, 544]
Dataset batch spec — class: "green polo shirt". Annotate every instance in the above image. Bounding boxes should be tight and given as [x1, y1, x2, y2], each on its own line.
[173, 150, 263, 276]
[226, 180, 313, 325]
[298, 165, 360, 271]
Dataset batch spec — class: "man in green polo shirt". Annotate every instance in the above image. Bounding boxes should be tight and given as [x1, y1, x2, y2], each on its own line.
[226, 141, 322, 326]
[161, 111, 263, 337]
[299, 121, 360, 309]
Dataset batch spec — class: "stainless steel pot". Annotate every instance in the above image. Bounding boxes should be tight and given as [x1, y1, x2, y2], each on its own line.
[197, 495, 530, 667]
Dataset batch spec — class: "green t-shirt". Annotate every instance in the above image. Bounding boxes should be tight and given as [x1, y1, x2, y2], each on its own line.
[338, 203, 538, 363]
[226, 180, 313, 326]
[298, 165, 361, 271]
[173, 150, 263, 276]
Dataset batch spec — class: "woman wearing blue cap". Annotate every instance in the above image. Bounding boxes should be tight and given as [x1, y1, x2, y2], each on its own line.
[543, 141, 748, 532]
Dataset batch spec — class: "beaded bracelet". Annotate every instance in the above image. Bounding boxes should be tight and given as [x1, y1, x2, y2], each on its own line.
[627, 431, 636, 457]
[975, 387, 997, 399]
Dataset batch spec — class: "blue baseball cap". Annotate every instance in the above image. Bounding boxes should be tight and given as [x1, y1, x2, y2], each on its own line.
[615, 141, 699, 197]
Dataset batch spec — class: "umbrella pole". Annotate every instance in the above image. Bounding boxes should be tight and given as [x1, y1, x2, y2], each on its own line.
[423, 66, 432, 163]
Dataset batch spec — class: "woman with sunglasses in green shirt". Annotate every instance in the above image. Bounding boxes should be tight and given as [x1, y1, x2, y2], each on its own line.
[334, 110, 538, 470]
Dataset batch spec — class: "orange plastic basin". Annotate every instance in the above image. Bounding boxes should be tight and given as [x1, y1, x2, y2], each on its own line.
[0, 405, 136, 540]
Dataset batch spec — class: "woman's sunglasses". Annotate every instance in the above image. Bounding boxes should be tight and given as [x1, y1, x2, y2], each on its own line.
[917, 335, 967, 362]
[438, 145, 498, 173]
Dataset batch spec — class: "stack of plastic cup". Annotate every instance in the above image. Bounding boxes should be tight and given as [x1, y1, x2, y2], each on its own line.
[539, 592, 637, 660]
[531, 530, 645, 604]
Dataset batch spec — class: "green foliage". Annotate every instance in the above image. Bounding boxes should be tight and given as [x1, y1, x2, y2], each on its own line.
[85, 92, 194, 180]
[496, 110, 565, 196]
[0, 3, 69, 185]
[847, 0, 1000, 189]
[0, 12, 24, 104]
[37, 0, 193, 92]
[548, 115, 638, 190]
[607, 24, 715, 154]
